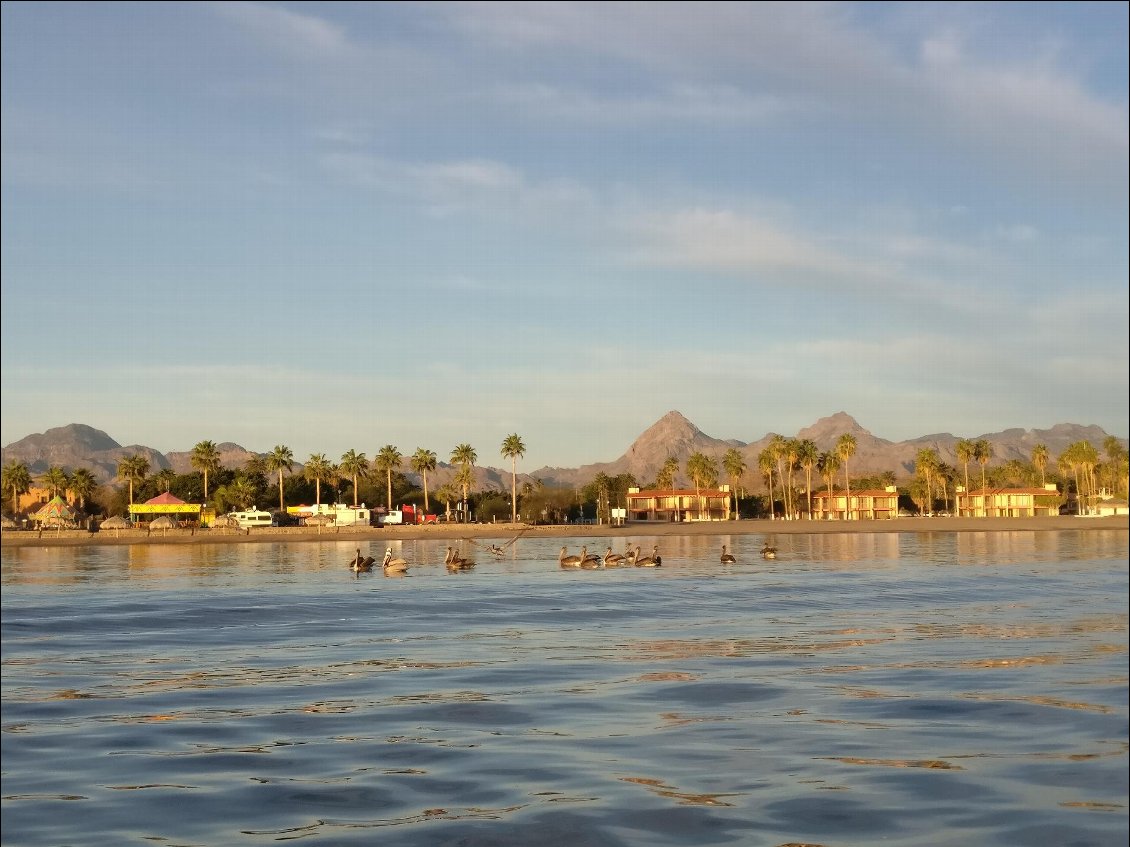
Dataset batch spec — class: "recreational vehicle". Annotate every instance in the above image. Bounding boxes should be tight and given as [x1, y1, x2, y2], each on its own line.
[228, 510, 274, 529]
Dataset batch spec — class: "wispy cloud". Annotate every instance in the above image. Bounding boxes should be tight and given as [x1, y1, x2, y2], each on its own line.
[488, 82, 797, 125]
[448, 2, 1128, 194]
[209, 1, 356, 62]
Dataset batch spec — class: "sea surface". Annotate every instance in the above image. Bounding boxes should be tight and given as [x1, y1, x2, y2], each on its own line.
[2, 530, 1127, 847]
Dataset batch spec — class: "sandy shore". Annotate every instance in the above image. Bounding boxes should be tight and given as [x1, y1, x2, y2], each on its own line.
[2, 515, 1126, 548]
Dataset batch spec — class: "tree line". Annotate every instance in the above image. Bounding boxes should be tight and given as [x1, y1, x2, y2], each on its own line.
[3, 432, 1127, 522]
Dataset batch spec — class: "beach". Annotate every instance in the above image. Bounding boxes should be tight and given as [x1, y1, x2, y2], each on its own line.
[3, 514, 1126, 548]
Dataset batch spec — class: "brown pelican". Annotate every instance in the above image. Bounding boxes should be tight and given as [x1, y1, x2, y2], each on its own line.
[579, 546, 602, 568]
[467, 527, 528, 558]
[349, 548, 375, 572]
[382, 548, 409, 573]
[720, 545, 736, 564]
[603, 546, 626, 567]
[634, 545, 661, 567]
[559, 546, 583, 568]
[445, 546, 475, 571]
[760, 544, 777, 560]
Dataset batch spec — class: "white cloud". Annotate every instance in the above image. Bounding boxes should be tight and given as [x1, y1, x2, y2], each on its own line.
[210, 1, 355, 62]
[448, 2, 1128, 194]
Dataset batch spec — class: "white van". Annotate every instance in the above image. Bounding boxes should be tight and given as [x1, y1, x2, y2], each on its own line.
[229, 510, 274, 529]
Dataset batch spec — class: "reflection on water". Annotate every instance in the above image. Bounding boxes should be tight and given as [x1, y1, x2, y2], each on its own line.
[2, 529, 1127, 847]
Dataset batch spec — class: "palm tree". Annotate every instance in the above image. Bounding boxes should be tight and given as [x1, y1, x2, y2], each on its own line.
[836, 434, 857, 519]
[303, 454, 336, 507]
[656, 455, 679, 490]
[190, 440, 222, 502]
[3, 461, 33, 516]
[818, 451, 841, 518]
[453, 465, 474, 520]
[339, 450, 370, 507]
[116, 455, 150, 506]
[796, 439, 818, 519]
[973, 439, 993, 515]
[41, 465, 70, 499]
[69, 468, 98, 511]
[722, 448, 746, 518]
[153, 468, 177, 493]
[411, 448, 438, 513]
[768, 435, 789, 518]
[375, 445, 403, 511]
[955, 439, 975, 514]
[915, 448, 939, 515]
[500, 434, 526, 522]
[936, 463, 955, 514]
[435, 483, 457, 521]
[1031, 444, 1049, 489]
[450, 443, 477, 520]
[784, 439, 801, 519]
[1069, 440, 1099, 515]
[591, 471, 611, 523]
[228, 477, 257, 511]
[758, 449, 776, 518]
[1103, 436, 1125, 497]
[266, 445, 294, 516]
[685, 452, 718, 520]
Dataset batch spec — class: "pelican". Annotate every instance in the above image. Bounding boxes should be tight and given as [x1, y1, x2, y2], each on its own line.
[559, 546, 583, 568]
[445, 546, 476, 571]
[603, 546, 626, 567]
[634, 545, 661, 567]
[468, 527, 527, 558]
[349, 548, 375, 571]
[579, 546, 602, 568]
[382, 548, 409, 573]
[720, 545, 736, 564]
[760, 544, 777, 560]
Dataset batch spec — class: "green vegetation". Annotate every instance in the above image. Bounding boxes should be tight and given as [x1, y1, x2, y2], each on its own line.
[2, 427, 1127, 524]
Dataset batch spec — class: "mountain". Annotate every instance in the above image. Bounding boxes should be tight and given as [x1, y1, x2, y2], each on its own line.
[3, 415, 1125, 491]
[529, 412, 1126, 487]
[1, 424, 171, 485]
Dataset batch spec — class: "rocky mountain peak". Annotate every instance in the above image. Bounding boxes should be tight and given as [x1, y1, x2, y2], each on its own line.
[794, 412, 894, 451]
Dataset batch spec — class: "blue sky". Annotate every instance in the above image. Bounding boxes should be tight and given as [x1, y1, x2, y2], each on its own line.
[2, 1, 1127, 471]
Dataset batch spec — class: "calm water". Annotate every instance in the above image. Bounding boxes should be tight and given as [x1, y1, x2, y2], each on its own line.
[2, 530, 1127, 847]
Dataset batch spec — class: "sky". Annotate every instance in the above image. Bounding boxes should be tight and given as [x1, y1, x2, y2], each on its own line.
[2, 1, 1127, 472]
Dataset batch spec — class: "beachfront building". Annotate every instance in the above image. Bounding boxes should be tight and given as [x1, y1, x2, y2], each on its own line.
[625, 486, 732, 523]
[954, 484, 1060, 518]
[15, 485, 79, 515]
[811, 486, 900, 520]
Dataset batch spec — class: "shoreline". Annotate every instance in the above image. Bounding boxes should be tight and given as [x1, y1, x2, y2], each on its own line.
[2, 515, 1126, 549]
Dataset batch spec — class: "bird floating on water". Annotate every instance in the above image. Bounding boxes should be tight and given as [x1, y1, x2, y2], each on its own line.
[579, 546, 602, 568]
[349, 548, 375, 572]
[760, 545, 777, 560]
[603, 546, 626, 567]
[445, 546, 476, 571]
[383, 548, 409, 574]
[634, 545, 661, 567]
[720, 545, 736, 564]
[559, 546, 583, 568]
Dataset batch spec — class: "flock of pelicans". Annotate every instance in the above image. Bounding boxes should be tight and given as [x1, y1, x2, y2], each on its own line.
[348, 540, 778, 575]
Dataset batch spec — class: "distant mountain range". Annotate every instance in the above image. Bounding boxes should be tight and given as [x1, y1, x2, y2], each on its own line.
[2, 413, 1125, 491]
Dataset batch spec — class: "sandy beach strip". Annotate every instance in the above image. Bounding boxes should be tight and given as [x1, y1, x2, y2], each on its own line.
[2, 515, 1126, 549]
